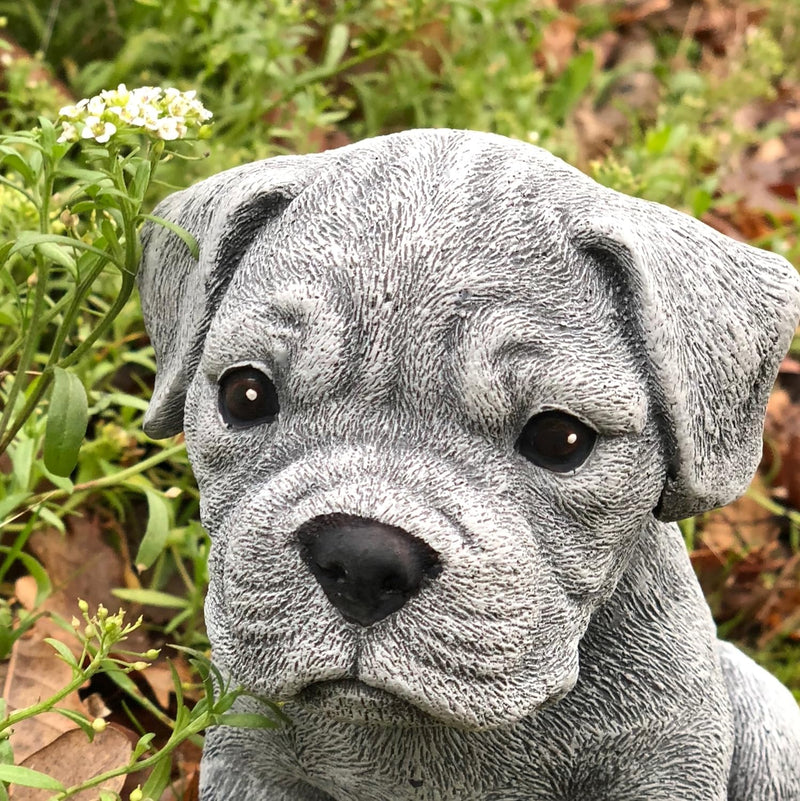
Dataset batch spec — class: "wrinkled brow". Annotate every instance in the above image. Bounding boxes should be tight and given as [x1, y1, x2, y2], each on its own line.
[201, 294, 314, 380]
[456, 306, 649, 437]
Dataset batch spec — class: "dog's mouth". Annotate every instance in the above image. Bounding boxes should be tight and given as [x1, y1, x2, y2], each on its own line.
[293, 679, 438, 728]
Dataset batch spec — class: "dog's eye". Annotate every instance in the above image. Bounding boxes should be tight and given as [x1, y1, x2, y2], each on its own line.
[515, 411, 596, 472]
[218, 367, 280, 428]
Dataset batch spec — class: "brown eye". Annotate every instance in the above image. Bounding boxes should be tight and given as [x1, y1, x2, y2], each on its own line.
[218, 367, 280, 429]
[515, 411, 596, 473]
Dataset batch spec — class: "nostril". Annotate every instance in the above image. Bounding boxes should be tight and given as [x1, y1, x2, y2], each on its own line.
[319, 562, 347, 583]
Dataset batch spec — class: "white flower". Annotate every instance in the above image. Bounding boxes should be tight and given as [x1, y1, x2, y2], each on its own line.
[80, 116, 117, 144]
[58, 104, 81, 119]
[86, 95, 106, 117]
[94, 122, 116, 144]
[55, 84, 212, 145]
[57, 122, 79, 143]
[100, 83, 130, 106]
[155, 116, 187, 141]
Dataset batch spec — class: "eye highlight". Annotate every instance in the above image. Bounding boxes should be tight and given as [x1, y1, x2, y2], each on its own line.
[515, 411, 596, 473]
[218, 366, 280, 429]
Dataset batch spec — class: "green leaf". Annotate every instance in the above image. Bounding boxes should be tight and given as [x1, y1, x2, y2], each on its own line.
[547, 49, 594, 123]
[135, 490, 171, 570]
[10, 437, 35, 493]
[0, 765, 65, 791]
[38, 116, 56, 152]
[169, 658, 185, 709]
[324, 23, 350, 71]
[103, 664, 139, 696]
[52, 708, 94, 739]
[44, 637, 79, 668]
[37, 463, 74, 493]
[0, 240, 12, 263]
[129, 159, 152, 205]
[0, 149, 36, 184]
[57, 165, 112, 183]
[43, 367, 89, 477]
[36, 242, 77, 271]
[139, 214, 199, 260]
[37, 506, 65, 533]
[11, 232, 116, 264]
[111, 588, 189, 608]
[0, 493, 31, 522]
[213, 712, 280, 729]
[132, 732, 156, 761]
[140, 753, 173, 798]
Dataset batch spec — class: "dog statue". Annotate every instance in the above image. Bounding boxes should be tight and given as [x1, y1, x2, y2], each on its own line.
[138, 129, 800, 800]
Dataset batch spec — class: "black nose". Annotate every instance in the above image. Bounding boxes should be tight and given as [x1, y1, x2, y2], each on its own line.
[297, 514, 441, 627]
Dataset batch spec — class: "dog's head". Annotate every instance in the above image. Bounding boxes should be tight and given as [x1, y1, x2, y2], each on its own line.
[138, 130, 800, 730]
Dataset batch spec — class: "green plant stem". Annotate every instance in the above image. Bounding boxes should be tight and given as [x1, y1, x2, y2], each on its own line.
[61, 267, 137, 369]
[0, 649, 95, 735]
[0, 443, 186, 529]
[747, 488, 800, 528]
[0, 175, 36, 206]
[0, 292, 72, 371]
[57, 716, 210, 800]
[49, 443, 185, 499]
[0, 248, 137, 455]
[40, 256, 109, 371]
[0, 165, 55, 451]
[0, 256, 49, 446]
[0, 369, 53, 455]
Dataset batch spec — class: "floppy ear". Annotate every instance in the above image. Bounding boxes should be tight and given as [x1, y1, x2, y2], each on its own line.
[137, 156, 324, 439]
[571, 195, 800, 521]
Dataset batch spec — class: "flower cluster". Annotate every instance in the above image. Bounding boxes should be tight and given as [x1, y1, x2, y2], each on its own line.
[57, 84, 213, 144]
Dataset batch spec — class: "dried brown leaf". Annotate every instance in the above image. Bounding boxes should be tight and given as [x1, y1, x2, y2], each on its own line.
[538, 15, 580, 75]
[11, 726, 133, 800]
[701, 475, 780, 554]
[2, 623, 86, 762]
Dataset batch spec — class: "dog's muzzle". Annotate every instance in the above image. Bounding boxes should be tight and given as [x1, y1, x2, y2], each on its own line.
[297, 513, 442, 627]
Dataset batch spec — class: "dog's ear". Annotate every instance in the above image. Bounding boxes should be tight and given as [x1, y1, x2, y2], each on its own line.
[137, 157, 323, 438]
[571, 197, 800, 521]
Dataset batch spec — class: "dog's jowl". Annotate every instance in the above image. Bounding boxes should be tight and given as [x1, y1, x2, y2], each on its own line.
[138, 130, 800, 801]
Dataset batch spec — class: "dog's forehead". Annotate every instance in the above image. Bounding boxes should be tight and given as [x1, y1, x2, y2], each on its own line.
[201, 134, 647, 429]
[252, 132, 581, 295]
[222, 134, 600, 329]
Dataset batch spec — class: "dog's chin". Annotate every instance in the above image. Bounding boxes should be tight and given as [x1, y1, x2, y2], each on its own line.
[287, 678, 566, 731]
[290, 680, 440, 728]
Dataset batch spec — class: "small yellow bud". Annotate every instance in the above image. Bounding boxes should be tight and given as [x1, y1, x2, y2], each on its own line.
[97, 604, 108, 621]
[145, 649, 160, 660]
[84, 624, 96, 639]
[91, 717, 107, 732]
[131, 661, 149, 671]
[129, 788, 143, 801]
[71, 617, 81, 629]
[78, 599, 89, 613]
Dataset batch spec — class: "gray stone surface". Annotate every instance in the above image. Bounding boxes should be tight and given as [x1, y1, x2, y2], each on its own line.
[138, 129, 800, 800]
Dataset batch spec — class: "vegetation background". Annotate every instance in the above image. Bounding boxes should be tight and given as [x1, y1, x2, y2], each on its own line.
[1, 0, 799, 797]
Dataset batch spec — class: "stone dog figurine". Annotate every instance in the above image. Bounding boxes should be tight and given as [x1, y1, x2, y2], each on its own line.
[138, 129, 800, 800]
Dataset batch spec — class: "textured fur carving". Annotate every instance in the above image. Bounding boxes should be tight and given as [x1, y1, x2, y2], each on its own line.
[138, 129, 800, 800]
